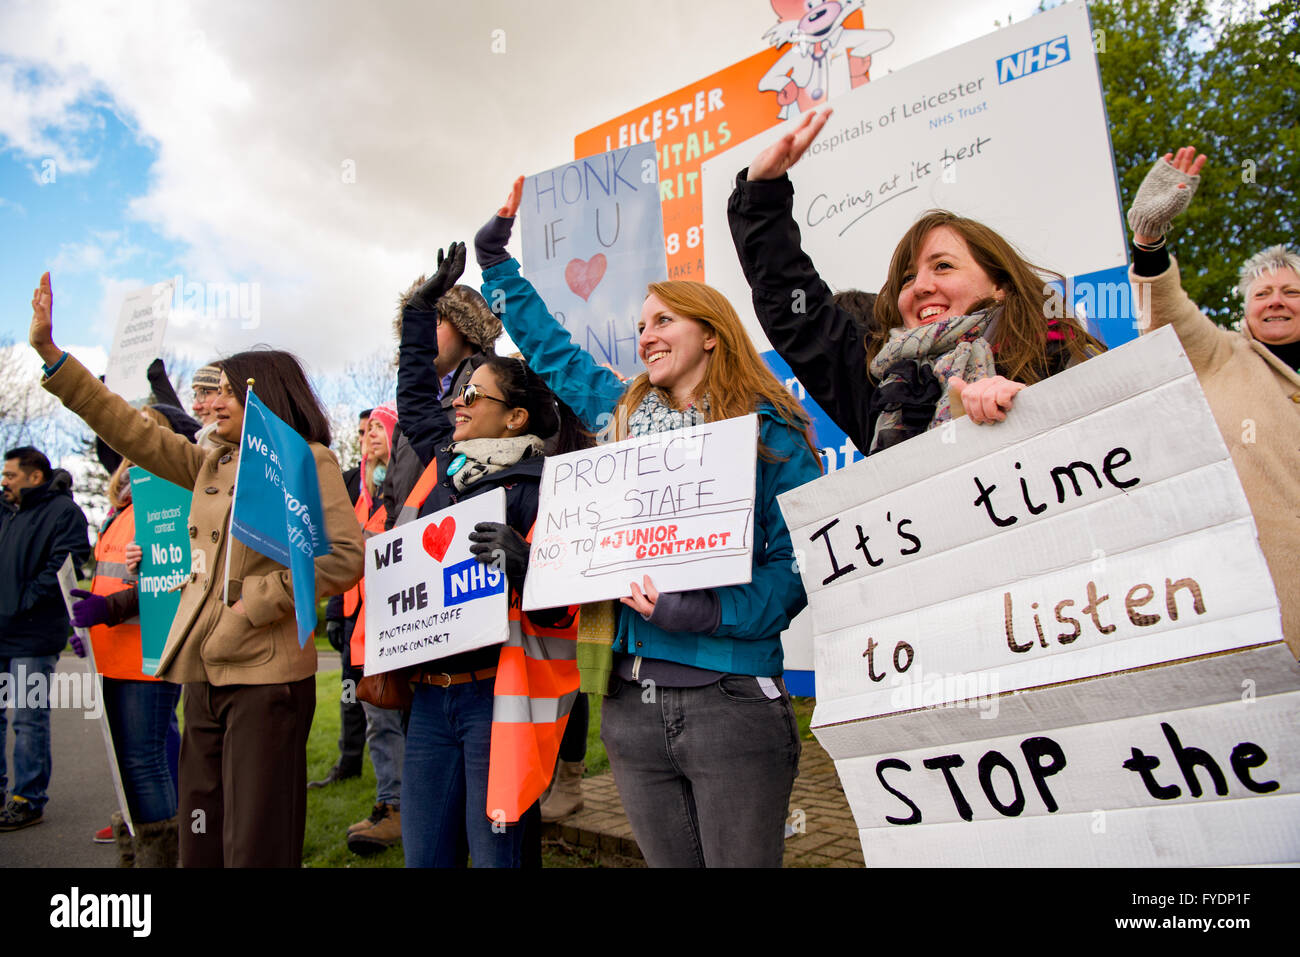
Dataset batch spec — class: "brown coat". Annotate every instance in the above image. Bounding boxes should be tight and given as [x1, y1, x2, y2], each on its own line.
[1134, 260, 1300, 656]
[44, 354, 364, 684]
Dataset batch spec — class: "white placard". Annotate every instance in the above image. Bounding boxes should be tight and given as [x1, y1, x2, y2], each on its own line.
[363, 490, 509, 675]
[779, 329, 1296, 866]
[701, 0, 1128, 351]
[56, 555, 133, 836]
[103, 281, 173, 403]
[522, 415, 759, 610]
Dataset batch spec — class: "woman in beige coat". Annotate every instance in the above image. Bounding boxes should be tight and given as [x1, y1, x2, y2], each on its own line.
[1128, 148, 1300, 656]
[30, 272, 364, 866]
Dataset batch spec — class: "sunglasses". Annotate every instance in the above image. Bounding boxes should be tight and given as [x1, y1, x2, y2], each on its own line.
[459, 382, 511, 408]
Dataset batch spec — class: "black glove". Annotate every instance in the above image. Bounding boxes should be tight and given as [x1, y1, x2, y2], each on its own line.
[475, 215, 514, 270]
[325, 619, 344, 653]
[467, 521, 530, 595]
[409, 242, 466, 312]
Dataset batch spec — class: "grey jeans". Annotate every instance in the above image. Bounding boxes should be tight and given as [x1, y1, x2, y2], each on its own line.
[361, 700, 405, 808]
[600, 674, 800, 867]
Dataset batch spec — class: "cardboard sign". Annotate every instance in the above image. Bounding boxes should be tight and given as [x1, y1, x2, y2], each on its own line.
[363, 490, 509, 675]
[129, 467, 192, 675]
[522, 415, 758, 611]
[103, 281, 172, 403]
[518, 143, 666, 380]
[779, 328, 1297, 865]
[701, 1, 1135, 352]
[57, 555, 134, 837]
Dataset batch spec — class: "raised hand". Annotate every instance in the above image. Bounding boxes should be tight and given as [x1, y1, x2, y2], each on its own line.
[475, 177, 524, 269]
[747, 108, 832, 182]
[1127, 145, 1207, 245]
[410, 241, 467, 312]
[30, 272, 62, 365]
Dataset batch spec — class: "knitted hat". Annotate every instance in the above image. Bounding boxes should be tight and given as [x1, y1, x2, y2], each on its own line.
[192, 364, 221, 390]
[394, 281, 501, 355]
[368, 400, 398, 453]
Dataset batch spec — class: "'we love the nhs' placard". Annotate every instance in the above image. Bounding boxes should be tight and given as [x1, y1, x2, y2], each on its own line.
[779, 329, 1300, 867]
[363, 490, 509, 675]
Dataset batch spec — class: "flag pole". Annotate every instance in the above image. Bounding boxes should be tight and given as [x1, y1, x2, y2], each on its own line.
[223, 378, 254, 606]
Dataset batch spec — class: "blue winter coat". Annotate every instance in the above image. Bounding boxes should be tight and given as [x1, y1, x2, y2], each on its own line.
[481, 258, 821, 676]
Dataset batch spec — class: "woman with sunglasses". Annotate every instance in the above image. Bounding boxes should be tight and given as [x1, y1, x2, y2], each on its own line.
[473, 180, 822, 867]
[395, 246, 586, 867]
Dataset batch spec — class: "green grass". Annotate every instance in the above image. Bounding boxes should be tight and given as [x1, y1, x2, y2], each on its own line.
[303, 669, 610, 868]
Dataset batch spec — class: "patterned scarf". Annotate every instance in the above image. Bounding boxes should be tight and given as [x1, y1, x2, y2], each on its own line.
[626, 390, 710, 438]
[448, 435, 543, 493]
[867, 308, 998, 453]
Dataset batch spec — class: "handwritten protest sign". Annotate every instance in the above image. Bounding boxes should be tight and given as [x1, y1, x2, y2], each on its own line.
[56, 555, 134, 836]
[522, 415, 757, 611]
[363, 490, 509, 675]
[104, 281, 173, 403]
[129, 467, 191, 675]
[518, 143, 666, 380]
[701, 1, 1134, 352]
[778, 328, 1298, 865]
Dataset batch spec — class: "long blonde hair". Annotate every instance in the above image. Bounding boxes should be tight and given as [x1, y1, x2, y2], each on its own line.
[609, 281, 820, 465]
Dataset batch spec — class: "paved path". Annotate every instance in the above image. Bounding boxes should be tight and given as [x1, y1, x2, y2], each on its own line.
[4, 653, 119, 867]
[547, 732, 864, 867]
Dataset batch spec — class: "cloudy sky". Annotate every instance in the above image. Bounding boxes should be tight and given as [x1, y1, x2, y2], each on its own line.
[0, 0, 1043, 390]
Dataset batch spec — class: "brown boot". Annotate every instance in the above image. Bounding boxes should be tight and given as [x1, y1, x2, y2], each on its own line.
[112, 811, 134, 868]
[347, 803, 387, 836]
[540, 760, 585, 822]
[347, 804, 401, 855]
[133, 817, 179, 868]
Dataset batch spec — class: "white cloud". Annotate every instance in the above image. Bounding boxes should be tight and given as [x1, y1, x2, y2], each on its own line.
[0, 0, 1044, 374]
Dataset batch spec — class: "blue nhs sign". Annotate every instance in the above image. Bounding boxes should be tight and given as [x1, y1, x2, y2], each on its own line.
[996, 35, 1070, 84]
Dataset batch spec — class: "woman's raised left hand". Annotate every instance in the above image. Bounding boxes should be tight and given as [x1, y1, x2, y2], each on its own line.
[949, 375, 1026, 424]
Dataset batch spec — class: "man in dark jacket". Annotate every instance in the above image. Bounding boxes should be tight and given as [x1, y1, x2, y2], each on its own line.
[0, 446, 91, 830]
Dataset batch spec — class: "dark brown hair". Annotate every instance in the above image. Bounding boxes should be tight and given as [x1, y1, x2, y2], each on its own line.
[481, 356, 591, 455]
[217, 350, 332, 445]
[871, 211, 1104, 383]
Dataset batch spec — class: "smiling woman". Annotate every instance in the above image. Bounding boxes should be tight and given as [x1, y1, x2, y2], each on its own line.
[728, 106, 1104, 453]
[29, 271, 364, 867]
[1127, 146, 1300, 655]
[472, 180, 822, 868]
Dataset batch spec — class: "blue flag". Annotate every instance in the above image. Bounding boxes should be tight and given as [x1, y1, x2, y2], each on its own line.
[230, 389, 330, 646]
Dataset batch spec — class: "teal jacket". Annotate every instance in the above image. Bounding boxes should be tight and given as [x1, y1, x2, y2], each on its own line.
[481, 258, 821, 676]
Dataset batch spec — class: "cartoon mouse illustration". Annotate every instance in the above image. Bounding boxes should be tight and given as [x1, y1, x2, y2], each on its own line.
[759, 0, 894, 118]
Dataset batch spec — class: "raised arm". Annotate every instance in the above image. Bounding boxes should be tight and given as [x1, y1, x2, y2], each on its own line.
[397, 244, 461, 467]
[475, 179, 626, 431]
[32, 273, 206, 489]
[1126, 147, 1232, 371]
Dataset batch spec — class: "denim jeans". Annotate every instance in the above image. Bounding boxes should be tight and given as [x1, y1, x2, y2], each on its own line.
[102, 677, 182, 823]
[401, 678, 531, 868]
[600, 674, 800, 867]
[361, 700, 405, 807]
[0, 654, 59, 811]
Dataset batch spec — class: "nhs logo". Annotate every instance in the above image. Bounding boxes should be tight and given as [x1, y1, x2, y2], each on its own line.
[443, 556, 505, 606]
[996, 35, 1070, 84]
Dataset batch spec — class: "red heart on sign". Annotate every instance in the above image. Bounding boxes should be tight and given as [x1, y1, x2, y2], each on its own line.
[565, 254, 607, 301]
[422, 517, 456, 562]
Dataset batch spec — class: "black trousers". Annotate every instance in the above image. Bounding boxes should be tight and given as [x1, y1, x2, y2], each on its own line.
[178, 677, 315, 867]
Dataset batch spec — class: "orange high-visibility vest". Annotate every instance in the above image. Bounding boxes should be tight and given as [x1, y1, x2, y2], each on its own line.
[89, 505, 158, 682]
[396, 456, 580, 822]
[346, 493, 388, 667]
